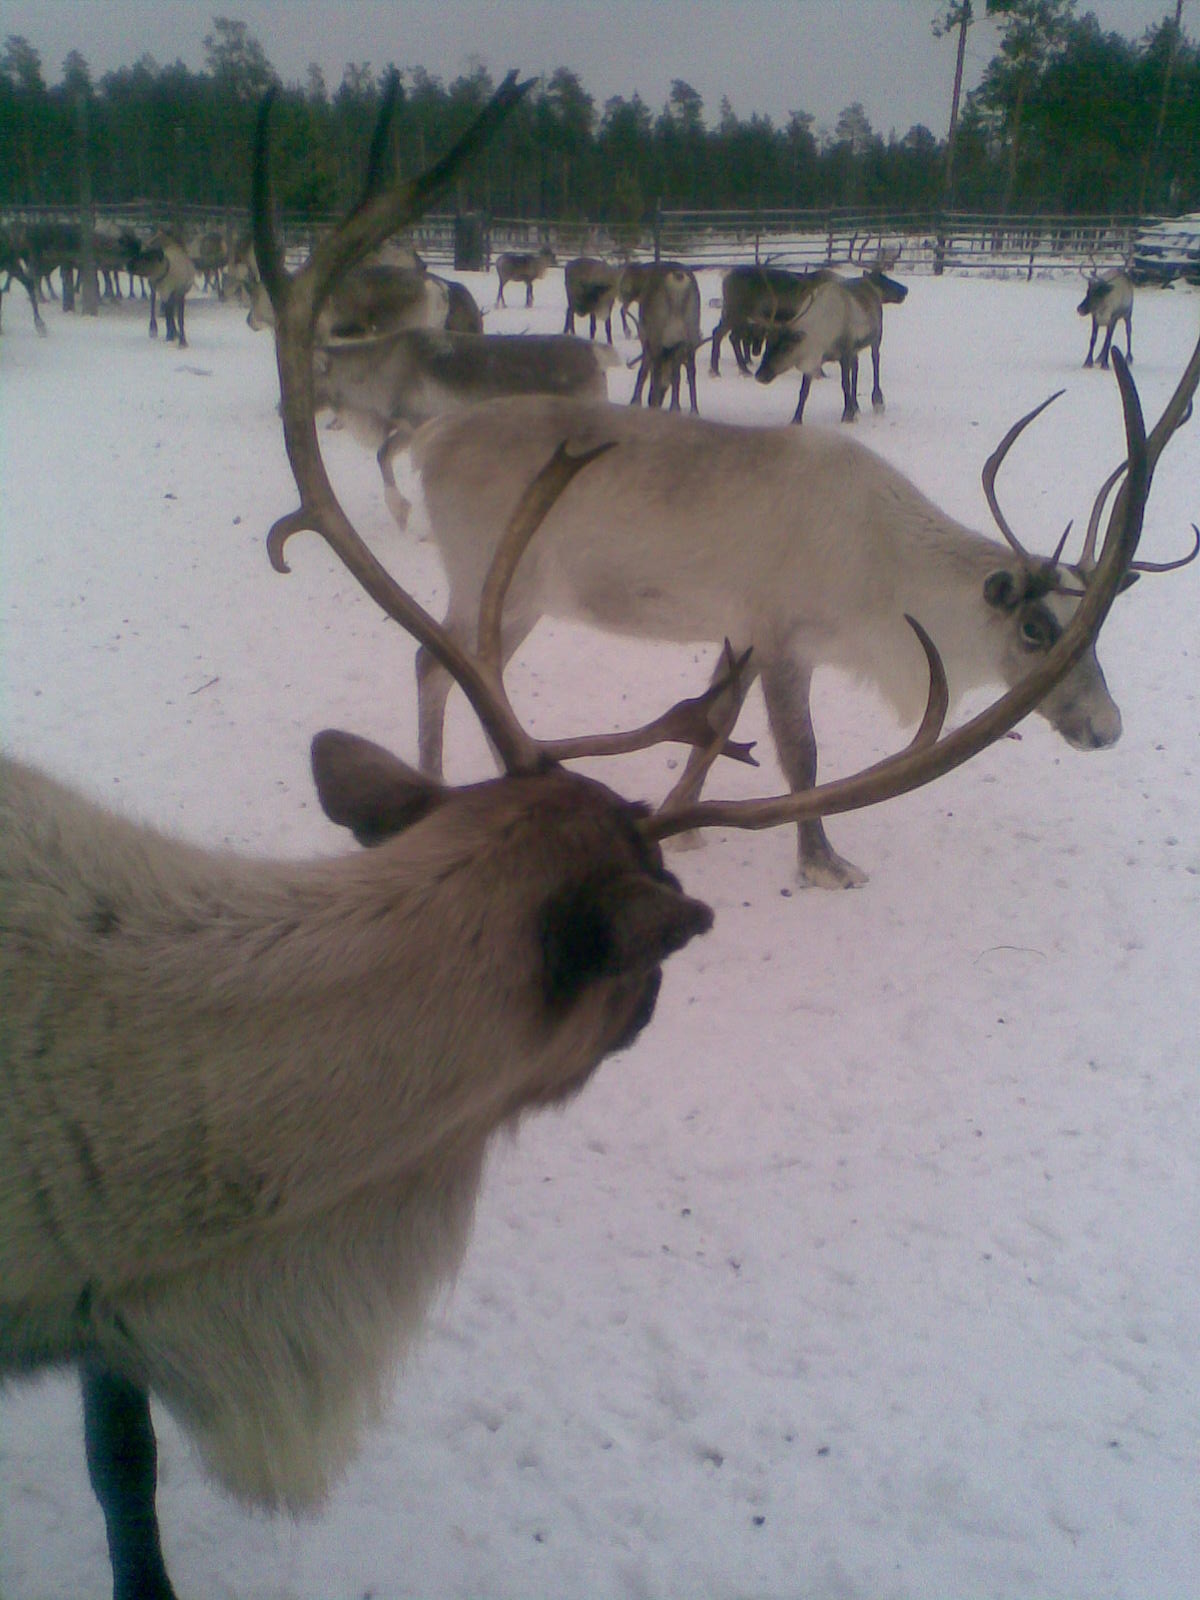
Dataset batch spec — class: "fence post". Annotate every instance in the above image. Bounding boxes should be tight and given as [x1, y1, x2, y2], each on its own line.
[933, 211, 947, 277]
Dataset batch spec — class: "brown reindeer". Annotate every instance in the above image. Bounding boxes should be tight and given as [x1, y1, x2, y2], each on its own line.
[1, 71, 1186, 1600]
[495, 243, 556, 307]
[563, 255, 620, 342]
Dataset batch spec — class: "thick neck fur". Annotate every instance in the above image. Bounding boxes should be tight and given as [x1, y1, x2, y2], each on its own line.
[0, 761, 627, 1297]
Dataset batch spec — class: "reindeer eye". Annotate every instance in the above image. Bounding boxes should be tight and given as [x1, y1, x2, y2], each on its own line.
[1020, 614, 1053, 650]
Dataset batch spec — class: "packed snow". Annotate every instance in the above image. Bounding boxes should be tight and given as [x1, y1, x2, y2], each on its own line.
[1, 263, 1198, 1600]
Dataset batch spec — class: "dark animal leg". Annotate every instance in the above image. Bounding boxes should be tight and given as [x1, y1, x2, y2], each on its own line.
[82, 1360, 178, 1600]
[684, 349, 699, 412]
[1099, 322, 1115, 369]
[870, 339, 885, 412]
[525, 282, 534, 308]
[1084, 320, 1098, 367]
[760, 653, 868, 888]
[791, 373, 813, 424]
[1122, 311, 1133, 363]
[710, 319, 727, 375]
[148, 286, 158, 338]
[840, 354, 860, 422]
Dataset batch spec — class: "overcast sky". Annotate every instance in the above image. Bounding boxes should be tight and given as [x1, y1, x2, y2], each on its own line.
[0, 1, 1177, 139]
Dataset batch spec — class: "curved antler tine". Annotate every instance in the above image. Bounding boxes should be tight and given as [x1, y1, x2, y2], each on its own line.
[980, 389, 1064, 560]
[646, 362, 1152, 843]
[477, 440, 617, 672]
[1100, 341, 1198, 575]
[903, 616, 949, 750]
[1078, 460, 1125, 572]
[1129, 522, 1200, 575]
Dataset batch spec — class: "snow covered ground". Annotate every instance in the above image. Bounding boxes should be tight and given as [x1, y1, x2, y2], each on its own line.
[2, 265, 1198, 1600]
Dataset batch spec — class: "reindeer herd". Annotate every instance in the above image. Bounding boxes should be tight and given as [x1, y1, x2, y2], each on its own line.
[2, 72, 1198, 1600]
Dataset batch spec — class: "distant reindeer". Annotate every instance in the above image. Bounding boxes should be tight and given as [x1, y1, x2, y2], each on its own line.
[0, 223, 45, 335]
[2, 72, 1178, 1600]
[616, 261, 654, 336]
[755, 266, 909, 423]
[132, 231, 196, 347]
[309, 325, 617, 525]
[1078, 269, 1133, 369]
[710, 263, 830, 376]
[190, 229, 229, 295]
[246, 260, 450, 341]
[629, 261, 702, 411]
[495, 243, 556, 307]
[563, 255, 620, 342]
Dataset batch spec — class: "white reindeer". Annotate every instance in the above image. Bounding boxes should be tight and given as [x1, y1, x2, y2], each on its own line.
[408, 375, 1197, 890]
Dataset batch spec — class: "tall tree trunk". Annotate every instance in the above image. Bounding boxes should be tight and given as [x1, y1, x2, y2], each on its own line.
[1137, 0, 1183, 213]
[76, 93, 101, 316]
[1001, 73, 1027, 213]
[943, 0, 972, 203]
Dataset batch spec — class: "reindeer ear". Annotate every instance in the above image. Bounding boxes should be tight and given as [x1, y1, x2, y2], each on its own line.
[311, 729, 447, 846]
[541, 872, 713, 1006]
[983, 569, 1020, 611]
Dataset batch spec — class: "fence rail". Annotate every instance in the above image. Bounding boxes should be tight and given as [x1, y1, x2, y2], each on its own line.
[0, 201, 1169, 280]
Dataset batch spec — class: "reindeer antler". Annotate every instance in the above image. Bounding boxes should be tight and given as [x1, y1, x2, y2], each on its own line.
[256, 86, 752, 780]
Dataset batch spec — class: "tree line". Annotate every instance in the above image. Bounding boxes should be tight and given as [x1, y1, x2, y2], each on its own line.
[0, 5, 1196, 226]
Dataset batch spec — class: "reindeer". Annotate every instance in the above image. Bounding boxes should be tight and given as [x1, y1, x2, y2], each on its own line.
[246, 259, 451, 341]
[710, 263, 831, 376]
[755, 267, 909, 423]
[1078, 270, 1133, 369]
[190, 229, 229, 296]
[563, 256, 620, 343]
[132, 231, 196, 347]
[2, 72, 1178, 1600]
[616, 261, 654, 337]
[629, 261, 703, 411]
[409, 360, 1197, 889]
[495, 243, 556, 307]
[0, 223, 45, 335]
[309, 325, 618, 527]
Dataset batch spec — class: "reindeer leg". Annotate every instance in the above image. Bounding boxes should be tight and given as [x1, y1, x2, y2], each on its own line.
[661, 646, 758, 850]
[82, 1360, 178, 1600]
[175, 296, 187, 350]
[378, 425, 416, 529]
[148, 286, 158, 338]
[761, 652, 868, 888]
[630, 353, 649, 406]
[870, 338, 885, 412]
[791, 373, 813, 424]
[840, 354, 860, 422]
[710, 318, 726, 376]
[1084, 320, 1098, 367]
[1098, 322, 1115, 369]
[418, 613, 536, 778]
[1123, 311, 1133, 364]
[685, 349, 699, 413]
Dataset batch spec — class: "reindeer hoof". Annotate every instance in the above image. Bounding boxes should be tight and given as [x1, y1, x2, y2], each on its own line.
[797, 852, 868, 890]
